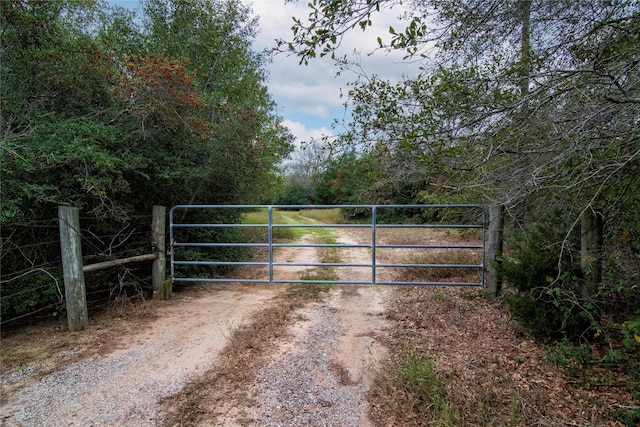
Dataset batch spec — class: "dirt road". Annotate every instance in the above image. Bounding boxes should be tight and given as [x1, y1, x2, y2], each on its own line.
[1, 283, 283, 426]
[1, 229, 390, 426]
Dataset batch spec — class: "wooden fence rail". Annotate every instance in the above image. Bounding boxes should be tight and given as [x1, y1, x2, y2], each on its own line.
[58, 205, 168, 331]
[82, 253, 158, 273]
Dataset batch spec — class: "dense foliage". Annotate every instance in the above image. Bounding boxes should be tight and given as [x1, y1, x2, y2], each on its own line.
[280, 0, 640, 351]
[0, 0, 293, 322]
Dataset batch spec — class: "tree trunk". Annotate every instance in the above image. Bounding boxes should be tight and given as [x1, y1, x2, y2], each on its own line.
[520, 0, 531, 113]
[581, 209, 603, 298]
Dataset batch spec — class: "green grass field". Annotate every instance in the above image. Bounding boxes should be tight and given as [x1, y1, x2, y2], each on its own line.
[241, 208, 343, 241]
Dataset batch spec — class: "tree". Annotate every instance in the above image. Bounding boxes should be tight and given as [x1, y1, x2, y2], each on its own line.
[282, 0, 639, 208]
[1, 0, 294, 322]
[141, 0, 294, 205]
[1, 0, 131, 220]
[280, 0, 640, 340]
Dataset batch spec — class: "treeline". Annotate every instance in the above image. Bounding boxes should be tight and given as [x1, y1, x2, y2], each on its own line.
[281, 145, 451, 207]
[1, 0, 293, 322]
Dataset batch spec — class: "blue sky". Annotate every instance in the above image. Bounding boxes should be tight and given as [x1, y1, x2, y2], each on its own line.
[107, 0, 417, 149]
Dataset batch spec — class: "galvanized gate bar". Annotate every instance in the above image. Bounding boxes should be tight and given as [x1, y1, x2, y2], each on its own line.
[169, 204, 486, 286]
[372, 206, 377, 284]
[268, 207, 273, 282]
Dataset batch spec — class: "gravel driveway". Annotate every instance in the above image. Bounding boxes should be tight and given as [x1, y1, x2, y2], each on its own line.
[1, 229, 390, 426]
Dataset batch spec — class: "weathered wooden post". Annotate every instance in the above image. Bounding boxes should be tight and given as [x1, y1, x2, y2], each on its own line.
[487, 204, 504, 299]
[581, 208, 603, 298]
[151, 205, 170, 299]
[58, 206, 88, 331]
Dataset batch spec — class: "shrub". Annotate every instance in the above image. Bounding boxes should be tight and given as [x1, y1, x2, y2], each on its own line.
[501, 212, 591, 340]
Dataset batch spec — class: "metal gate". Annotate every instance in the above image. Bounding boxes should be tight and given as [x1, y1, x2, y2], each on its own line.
[169, 204, 486, 286]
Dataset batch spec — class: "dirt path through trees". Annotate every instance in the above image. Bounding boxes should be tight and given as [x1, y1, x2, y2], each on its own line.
[4, 222, 635, 426]
[235, 228, 391, 426]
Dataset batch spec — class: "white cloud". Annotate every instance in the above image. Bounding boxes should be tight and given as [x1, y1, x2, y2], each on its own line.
[270, 80, 342, 113]
[282, 119, 332, 147]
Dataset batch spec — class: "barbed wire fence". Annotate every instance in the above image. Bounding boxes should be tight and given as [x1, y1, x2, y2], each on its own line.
[1, 212, 156, 328]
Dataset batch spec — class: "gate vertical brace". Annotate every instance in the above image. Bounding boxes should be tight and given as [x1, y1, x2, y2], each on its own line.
[371, 206, 377, 284]
[268, 206, 273, 283]
[169, 208, 175, 280]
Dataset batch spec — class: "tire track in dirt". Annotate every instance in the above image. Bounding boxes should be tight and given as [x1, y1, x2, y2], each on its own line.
[240, 285, 389, 427]
[1, 284, 284, 426]
[1, 223, 392, 427]
[233, 228, 391, 427]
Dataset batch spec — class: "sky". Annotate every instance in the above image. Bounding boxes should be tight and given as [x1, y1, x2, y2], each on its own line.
[249, 1, 417, 148]
[108, 0, 417, 149]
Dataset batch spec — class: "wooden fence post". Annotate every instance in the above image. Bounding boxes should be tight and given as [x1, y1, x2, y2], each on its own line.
[58, 206, 88, 331]
[487, 204, 504, 299]
[152, 205, 170, 299]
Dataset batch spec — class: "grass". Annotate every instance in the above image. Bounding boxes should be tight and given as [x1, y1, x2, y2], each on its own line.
[299, 270, 340, 282]
[241, 208, 342, 226]
[298, 230, 341, 283]
[401, 249, 480, 282]
[370, 347, 460, 427]
[376, 227, 480, 246]
[241, 208, 344, 242]
[296, 208, 345, 223]
[242, 208, 344, 283]
[369, 228, 527, 426]
[372, 284, 535, 427]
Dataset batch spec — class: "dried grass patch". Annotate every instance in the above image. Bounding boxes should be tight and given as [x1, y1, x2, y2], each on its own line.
[376, 228, 481, 246]
[368, 225, 635, 426]
[370, 285, 637, 426]
[399, 248, 480, 283]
